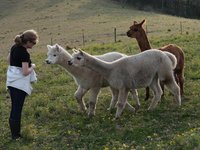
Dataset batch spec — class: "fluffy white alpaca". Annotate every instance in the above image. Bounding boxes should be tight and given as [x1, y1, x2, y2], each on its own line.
[70, 49, 181, 118]
[46, 44, 140, 117]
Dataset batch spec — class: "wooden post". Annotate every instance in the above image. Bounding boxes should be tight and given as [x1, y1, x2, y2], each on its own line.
[51, 37, 53, 46]
[82, 29, 85, 46]
[114, 27, 117, 43]
[180, 21, 182, 34]
[146, 25, 148, 35]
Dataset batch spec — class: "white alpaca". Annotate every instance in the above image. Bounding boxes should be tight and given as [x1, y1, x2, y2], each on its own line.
[70, 49, 181, 118]
[45, 44, 140, 117]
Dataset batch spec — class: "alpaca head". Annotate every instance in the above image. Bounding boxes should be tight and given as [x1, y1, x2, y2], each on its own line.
[127, 19, 146, 38]
[46, 44, 62, 64]
[46, 44, 72, 64]
[69, 49, 85, 67]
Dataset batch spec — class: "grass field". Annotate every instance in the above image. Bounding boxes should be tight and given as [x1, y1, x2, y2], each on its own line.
[1, 0, 200, 149]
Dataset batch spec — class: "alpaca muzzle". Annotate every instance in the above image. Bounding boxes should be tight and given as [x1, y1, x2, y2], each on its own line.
[127, 31, 131, 37]
[68, 60, 73, 66]
[45, 59, 51, 64]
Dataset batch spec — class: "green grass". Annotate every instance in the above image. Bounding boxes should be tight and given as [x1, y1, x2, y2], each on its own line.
[1, 0, 200, 149]
[1, 34, 200, 149]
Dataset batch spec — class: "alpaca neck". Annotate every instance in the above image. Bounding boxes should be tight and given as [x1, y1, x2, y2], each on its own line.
[58, 51, 71, 68]
[58, 51, 82, 75]
[136, 30, 152, 51]
[84, 53, 112, 78]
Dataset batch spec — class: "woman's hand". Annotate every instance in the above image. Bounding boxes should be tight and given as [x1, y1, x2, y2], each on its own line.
[22, 62, 36, 76]
[31, 63, 36, 68]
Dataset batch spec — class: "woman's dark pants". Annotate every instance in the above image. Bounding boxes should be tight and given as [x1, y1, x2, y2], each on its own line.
[8, 86, 26, 139]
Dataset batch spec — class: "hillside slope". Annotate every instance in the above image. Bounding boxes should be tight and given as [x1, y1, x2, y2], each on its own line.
[0, 0, 200, 57]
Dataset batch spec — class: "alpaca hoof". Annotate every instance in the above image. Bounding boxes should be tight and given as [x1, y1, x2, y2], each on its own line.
[107, 107, 115, 112]
[115, 113, 121, 119]
[80, 105, 87, 111]
[107, 107, 116, 114]
[135, 105, 140, 111]
[174, 98, 181, 106]
[88, 112, 95, 118]
[80, 108, 87, 113]
[107, 107, 111, 111]
[115, 116, 120, 119]
[181, 96, 185, 101]
[147, 107, 154, 111]
[161, 95, 166, 100]
[128, 107, 136, 113]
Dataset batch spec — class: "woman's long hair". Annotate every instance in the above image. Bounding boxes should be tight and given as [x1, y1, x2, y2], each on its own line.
[14, 29, 39, 45]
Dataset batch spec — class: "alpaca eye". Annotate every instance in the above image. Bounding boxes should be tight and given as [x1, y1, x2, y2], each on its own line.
[133, 28, 138, 32]
[77, 57, 81, 60]
[53, 54, 57, 57]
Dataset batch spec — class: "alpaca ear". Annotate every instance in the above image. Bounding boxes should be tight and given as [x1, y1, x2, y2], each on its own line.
[140, 19, 146, 26]
[72, 48, 78, 53]
[66, 45, 72, 50]
[47, 45, 52, 50]
[78, 49, 84, 56]
[133, 21, 138, 25]
[55, 44, 61, 52]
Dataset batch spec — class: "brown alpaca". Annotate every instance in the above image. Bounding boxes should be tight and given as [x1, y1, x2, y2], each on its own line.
[127, 19, 184, 100]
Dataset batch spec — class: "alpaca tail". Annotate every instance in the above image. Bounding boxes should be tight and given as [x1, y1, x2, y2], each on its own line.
[163, 51, 177, 69]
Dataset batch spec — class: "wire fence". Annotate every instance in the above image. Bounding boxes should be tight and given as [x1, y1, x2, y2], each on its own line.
[49, 21, 191, 47]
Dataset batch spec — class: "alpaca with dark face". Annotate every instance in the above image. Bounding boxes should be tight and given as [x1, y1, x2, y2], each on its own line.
[127, 19, 184, 100]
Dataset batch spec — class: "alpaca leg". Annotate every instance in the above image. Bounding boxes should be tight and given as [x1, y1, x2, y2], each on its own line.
[165, 78, 181, 106]
[108, 88, 119, 110]
[145, 87, 150, 101]
[148, 77, 162, 110]
[125, 101, 136, 113]
[109, 88, 135, 113]
[88, 87, 100, 118]
[177, 73, 184, 96]
[74, 86, 88, 112]
[160, 81, 165, 97]
[130, 89, 140, 111]
[174, 72, 179, 84]
[115, 88, 129, 118]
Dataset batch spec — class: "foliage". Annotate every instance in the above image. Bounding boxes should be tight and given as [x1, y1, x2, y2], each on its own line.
[117, 0, 200, 19]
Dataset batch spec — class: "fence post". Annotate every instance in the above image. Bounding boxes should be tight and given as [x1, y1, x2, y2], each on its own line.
[51, 37, 53, 46]
[180, 21, 182, 34]
[146, 25, 148, 35]
[82, 29, 85, 46]
[114, 27, 117, 43]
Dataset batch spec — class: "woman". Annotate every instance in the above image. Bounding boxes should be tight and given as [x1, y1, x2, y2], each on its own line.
[6, 29, 38, 140]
